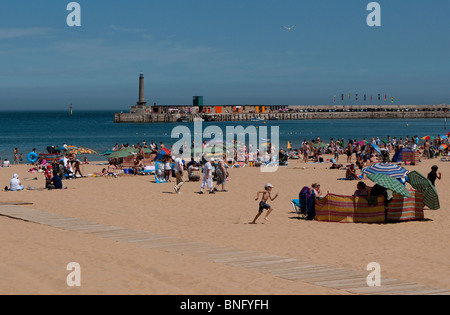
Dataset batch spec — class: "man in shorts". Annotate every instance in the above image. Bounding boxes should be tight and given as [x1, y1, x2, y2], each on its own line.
[251, 183, 279, 224]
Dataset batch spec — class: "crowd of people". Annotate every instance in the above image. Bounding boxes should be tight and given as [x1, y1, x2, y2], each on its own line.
[3, 133, 447, 197]
[287, 135, 450, 164]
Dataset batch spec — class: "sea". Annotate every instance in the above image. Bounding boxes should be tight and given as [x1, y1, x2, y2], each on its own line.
[0, 110, 447, 162]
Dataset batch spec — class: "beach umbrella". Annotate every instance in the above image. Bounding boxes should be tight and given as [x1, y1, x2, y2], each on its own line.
[440, 135, 448, 140]
[69, 147, 97, 155]
[108, 147, 138, 158]
[99, 150, 115, 156]
[362, 163, 409, 179]
[287, 141, 292, 149]
[367, 174, 412, 198]
[407, 171, 440, 210]
[314, 142, 329, 148]
[421, 136, 435, 141]
[371, 144, 382, 156]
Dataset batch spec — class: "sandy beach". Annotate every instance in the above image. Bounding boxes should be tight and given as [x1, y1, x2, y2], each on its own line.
[0, 156, 449, 295]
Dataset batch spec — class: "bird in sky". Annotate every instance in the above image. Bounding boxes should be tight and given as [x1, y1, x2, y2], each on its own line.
[282, 25, 296, 31]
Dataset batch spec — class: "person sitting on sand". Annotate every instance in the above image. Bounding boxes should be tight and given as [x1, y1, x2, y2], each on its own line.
[3, 159, 10, 168]
[48, 170, 63, 190]
[311, 183, 323, 199]
[251, 183, 279, 224]
[353, 181, 369, 197]
[370, 154, 379, 163]
[107, 161, 118, 176]
[346, 164, 359, 180]
[188, 161, 200, 182]
[8, 174, 24, 191]
[132, 155, 145, 176]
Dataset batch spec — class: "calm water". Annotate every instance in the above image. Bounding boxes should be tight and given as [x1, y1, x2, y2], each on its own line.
[0, 110, 447, 162]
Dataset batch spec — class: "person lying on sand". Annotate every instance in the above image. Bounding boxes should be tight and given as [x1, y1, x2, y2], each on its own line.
[251, 183, 279, 224]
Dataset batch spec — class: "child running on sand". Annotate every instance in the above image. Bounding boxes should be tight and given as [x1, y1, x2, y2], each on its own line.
[251, 183, 279, 224]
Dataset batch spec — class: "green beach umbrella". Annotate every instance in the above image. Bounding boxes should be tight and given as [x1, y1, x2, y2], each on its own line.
[367, 173, 412, 198]
[108, 147, 138, 158]
[407, 171, 440, 210]
[100, 150, 115, 156]
[314, 142, 329, 148]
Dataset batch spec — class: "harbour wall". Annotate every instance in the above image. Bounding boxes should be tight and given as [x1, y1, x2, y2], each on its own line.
[114, 104, 449, 123]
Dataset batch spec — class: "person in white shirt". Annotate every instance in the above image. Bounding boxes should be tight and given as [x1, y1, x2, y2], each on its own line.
[3, 159, 10, 168]
[173, 155, 185, 194]
[9, 174, 24, 191]
[200, 158, 215, 194]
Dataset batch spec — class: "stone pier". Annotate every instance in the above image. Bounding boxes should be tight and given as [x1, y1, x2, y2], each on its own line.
[114, 104, 449, 123]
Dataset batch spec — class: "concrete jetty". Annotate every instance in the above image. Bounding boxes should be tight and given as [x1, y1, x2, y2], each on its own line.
[114, 104, 450, 123]
[114, 74, 449, 123]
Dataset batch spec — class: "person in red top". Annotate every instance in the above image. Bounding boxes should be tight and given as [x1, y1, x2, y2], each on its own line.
[44, 165, 53, 188]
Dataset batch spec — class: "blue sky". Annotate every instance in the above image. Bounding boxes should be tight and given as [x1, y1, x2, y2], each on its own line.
[0, 0, 449, 110]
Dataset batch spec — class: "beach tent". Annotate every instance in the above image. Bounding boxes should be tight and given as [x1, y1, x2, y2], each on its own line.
[392, 147, 414, 163]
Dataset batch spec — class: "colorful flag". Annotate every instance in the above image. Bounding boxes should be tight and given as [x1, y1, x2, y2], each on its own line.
[378, 94, 381, 101]
[385, 94, 387, 101]
[391, 96, 394, 103]
[341, 94, 344, 101]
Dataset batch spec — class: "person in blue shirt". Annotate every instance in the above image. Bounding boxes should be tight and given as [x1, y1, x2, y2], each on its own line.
[48, 170, 63, 190]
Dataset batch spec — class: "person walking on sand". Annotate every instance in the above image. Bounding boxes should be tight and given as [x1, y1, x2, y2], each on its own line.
[199, 157, 215, 194]
[214, 156, 228, 192]
[251, 183, 279, 224]
[173, 155, 185, 194]
[427, 165, 441, 187]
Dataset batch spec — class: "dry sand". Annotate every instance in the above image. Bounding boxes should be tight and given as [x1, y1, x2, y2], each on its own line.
[0, 156, 449, 295]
